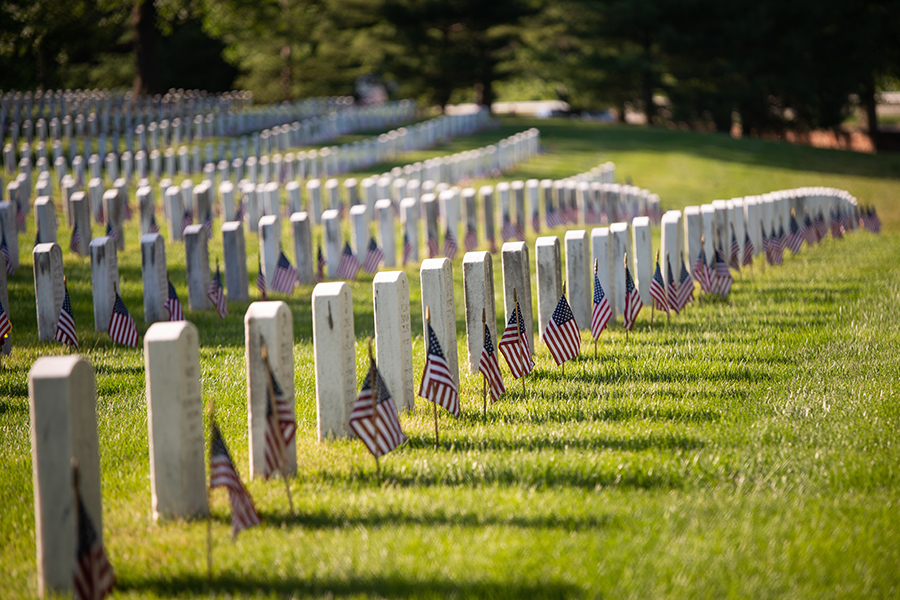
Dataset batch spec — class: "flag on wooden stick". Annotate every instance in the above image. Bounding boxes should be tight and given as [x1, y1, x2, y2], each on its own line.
[666, 254, 679, 315]
[72, 463, 115, 600]
[336, 242, 360, 280]
[478, 321, 505, 404]
[271, 251, 298, 294]
[108, 292, 138, 347]
[676, 253, 694, 312]
[207, 262, 227, 319]
[55, 281, 78, 348]
[0, 297, 11, 342]
[419, 322, 460, 417]
[262, 350, 296, 480]
[623, 258, 642, 332]
[209, 420, 260, 539]
[649, 253, 669, 316]
[349, 359, 408, 459]
[498, 299, 533, 379]
[591, 270, 611, 339]
[165, 278, 184, 321]
[543, 291, 581, 365]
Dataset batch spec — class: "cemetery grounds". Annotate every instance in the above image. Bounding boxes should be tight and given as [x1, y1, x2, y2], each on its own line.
[2, 117, 900, 598]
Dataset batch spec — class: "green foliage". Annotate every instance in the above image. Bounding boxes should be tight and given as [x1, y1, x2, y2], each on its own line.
[2, 118, 900, 597]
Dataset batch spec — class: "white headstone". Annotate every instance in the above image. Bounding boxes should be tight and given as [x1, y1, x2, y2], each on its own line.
[137, 186, 153, 235]
[462, 251, 496, 373]
[34, 196, 57, 244]
[312, 282, 357, 440]
[400, 198, 419, 264]
[631, 217, 652, 305]
[501, 242, 534, 353]
[89, 236, 119, 331]
[306, 179, 322, 225]
[290, 212, 315, 284]
[564, 230, 590, 329]
[183, 224, 211, 310]
[376, 199, 396, 267]
[420, 258, 459, 388]
[245, 301, 296, 478]
[481, 186, 496, 250]
[373, 271, 415, 411]
[660, 211, 682, 283]
[535, 236, 562, 340]
[609, 223, 630, 318]
[322, 209, 342, 276]
[258, 215, 280, 288]
[711, 199, 728, 251]
[33, 243, 64, 341]
[29, 356, 103, 597]
[222, 221, 249, 301]
[165, 186, 184, 241]
[144, 321, 208, 521]
[590, 227, 613, 318]
[0, 201, 20, 270]
[103, 189, 124, 250]
[700, 204, 716, 266]
[141, 233, 168, 323]
[683, 206, 702, 270]
[744, 198, 762, 255]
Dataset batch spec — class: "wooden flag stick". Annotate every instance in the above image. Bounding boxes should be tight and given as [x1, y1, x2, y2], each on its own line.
[481, 308, 487, 416]
[665, 251, 671, 325]
[514, 288, 525, 395]
[205, 401, 214, 580]
[426, 306, 439, 448]
[593, 260, 598, 359]
[367, 340, 380, 476]
[561, 281, 567, 376]
[261, 341, 295, 517]
[623, 254, 629, 344]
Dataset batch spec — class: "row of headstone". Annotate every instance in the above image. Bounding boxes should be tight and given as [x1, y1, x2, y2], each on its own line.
[4, 99, 421, 183]
[681, 187, 860, 280]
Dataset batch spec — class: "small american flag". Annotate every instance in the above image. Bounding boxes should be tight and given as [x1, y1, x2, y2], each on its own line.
[105, 222, 119, 244]
[623, 263, 642, 332]
[54, 284, 78, 348]
[710, 247, 733, 297]
[263, 355, 296, 479]
[256, 260, 267, 300]
[464, 228, 477, 252]
[123, 198, 133, 221]
[0, 297, 11, 341]
[70, 222, 81, 254]
[165, 279, 184, 321]
[801, 212, 816, 245]
[349, 362, 408, 458]
[149, 215, 160, 234]
[402, 233, 413, 265]
[649, 256, 669, 316]
[1, 234, 13, 276]
[666, 255, 679, 315]
[337, 242, 360, 280]
[840, 210, 852, 233]
[203, 212, 213, 240]
[773, 223, 785, 265]
[16, 201, 26, 230]
[418, 323, 459, 417]
[108, 292, 139, 347]
[478, 324, 505, 404]
[207, 264, 227, 318]
[546, 210, 564, 229]
[742, 231, 754, 267]
[729, 227, 741, 270]
[498, 302, 533, 379]
[676, 255, 694, 312]
[501, 219, 516, 242]
[73, 484, 115, 600]
[762, 224, 773, 265]
[272, 251, 298, 294]
[544, 293, 581, 365]
[693, 246, 712, 294]
[532, 213, 541, 233]
[209, 421, 261, 539]
[786, 212, 803, 254]
[442, 229, 457, 260]
[427, 234, 439, 258]
[362, 237, 384, 274]
[182, 210, 193, 235]
[591, 272, 611, 339]
[830, 209, 843, 239]
[317, 244, 326, 281]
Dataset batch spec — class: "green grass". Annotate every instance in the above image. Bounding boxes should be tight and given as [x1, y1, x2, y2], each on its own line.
[3, 118, 900, 598]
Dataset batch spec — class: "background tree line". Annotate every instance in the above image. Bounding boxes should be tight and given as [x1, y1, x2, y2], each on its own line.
[1, 0, 898, 142]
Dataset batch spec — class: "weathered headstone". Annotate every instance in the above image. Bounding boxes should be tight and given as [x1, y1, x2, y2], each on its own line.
[217, 221, 247, 301]
[631, 216, 652, 305]
[89, 236, 118, 331]
[245, 301, 296, 478]
[28, 356, 103, 598]
[420, 258, 459, 388]
[322, 209, 342, 276]
[501, 241, 534, 353]
[609, 222, 630, 318]
[564, 230, 590, 329]
[535, 236, 562, 340]
[33, 243, 64, 341]
[373, 271, 415, 411]
[141, 233, 167, 323]
[34, 196, 57, 244]
[312, 282, 356, 440]
[144, 321, 208, 521]
[258, 215, 280, 288]
[376, 199, 396, 267]
[290, 212, 315, 284]
[462, 251, 496, 373]
[183, 224, 211, 310]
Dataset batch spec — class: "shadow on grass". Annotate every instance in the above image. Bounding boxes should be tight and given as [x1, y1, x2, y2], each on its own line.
[477, 401, 721, 425]
[119, 573, 583, 599]
[250, 507, 617, 532]
[402, 431, 704, 453]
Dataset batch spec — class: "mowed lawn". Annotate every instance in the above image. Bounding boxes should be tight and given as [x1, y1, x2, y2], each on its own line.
[2, 117, 900, 598]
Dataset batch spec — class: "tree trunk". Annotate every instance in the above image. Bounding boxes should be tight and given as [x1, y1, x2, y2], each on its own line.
[642, 75, 655, 125]
[860, 74, 880, 151]
[474, 80, 494, 113]
[133, 0, 161, 97]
